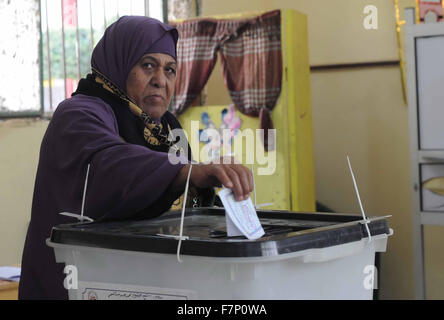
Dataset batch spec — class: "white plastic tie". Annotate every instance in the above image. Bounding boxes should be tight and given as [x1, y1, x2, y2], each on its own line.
[156, 234, 189, 240]
[255, 203, 274, 209]
[157, 162, 195, 263]
[59, 211, 94, 222]
[58, 163, 94, 223]
[346, 156, 372, 243]
[80, 163, 91, 221]
[176, 163, 193, 263]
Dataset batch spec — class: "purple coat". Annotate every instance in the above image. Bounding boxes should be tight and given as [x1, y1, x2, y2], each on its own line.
[18, 93, 186, 299]
[19, 16, 185, 300]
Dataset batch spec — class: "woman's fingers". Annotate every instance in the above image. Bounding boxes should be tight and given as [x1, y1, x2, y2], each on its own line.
[217, 157, 252, 198]
[228, 164, 252, 199]
[210, 165, 233, 189]
[225, 166, 245, 201]
[189, 161, 254, 201]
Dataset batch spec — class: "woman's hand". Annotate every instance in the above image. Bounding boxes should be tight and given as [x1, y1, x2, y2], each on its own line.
[172, 158, 254, 201]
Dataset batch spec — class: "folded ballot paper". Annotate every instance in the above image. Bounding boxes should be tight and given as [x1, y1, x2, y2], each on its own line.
[218, 188, 265, 240]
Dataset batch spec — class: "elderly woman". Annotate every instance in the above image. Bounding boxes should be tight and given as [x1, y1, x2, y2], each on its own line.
[19, 16, 253, 300]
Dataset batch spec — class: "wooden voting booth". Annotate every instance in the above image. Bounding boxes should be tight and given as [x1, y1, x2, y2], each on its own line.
[173, 9, 316, 212]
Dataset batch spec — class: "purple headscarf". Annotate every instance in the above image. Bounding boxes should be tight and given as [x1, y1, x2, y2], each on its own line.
[91, 16, 178, 94]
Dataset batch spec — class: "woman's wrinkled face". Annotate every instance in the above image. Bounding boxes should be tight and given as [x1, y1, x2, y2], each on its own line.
[126, 53, 176, 120]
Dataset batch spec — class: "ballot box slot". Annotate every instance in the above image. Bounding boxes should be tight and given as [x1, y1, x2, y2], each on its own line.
[209, 225, 306, 239]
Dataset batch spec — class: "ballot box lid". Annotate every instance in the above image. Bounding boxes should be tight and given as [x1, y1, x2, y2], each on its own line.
[49, 208, 391, 258]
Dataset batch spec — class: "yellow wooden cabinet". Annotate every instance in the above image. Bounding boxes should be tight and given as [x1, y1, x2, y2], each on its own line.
[176, 9, 315, 212]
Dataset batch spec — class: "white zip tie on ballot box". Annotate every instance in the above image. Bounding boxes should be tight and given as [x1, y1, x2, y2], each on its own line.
[346, 156, 372, 243]
[157, 162, 194, 263]
[59, 163, 95, 223]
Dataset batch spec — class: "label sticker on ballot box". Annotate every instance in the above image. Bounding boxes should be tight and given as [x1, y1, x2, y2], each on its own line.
[78, 281, 197, 300]
[218, 188, 265, 240]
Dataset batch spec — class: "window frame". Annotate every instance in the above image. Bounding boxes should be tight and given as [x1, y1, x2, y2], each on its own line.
[0, 0, 45, 119]
[0, 0, 170, 119]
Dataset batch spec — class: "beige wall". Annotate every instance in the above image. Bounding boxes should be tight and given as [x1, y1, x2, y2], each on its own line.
[0, 119, 48, 265]
[310, 66, 413, 299]
[201, 0, 444, 299]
